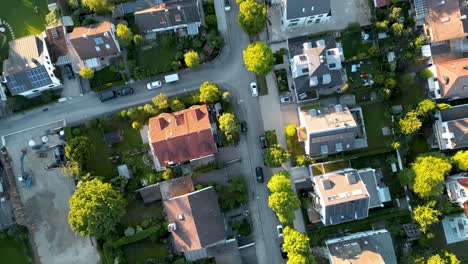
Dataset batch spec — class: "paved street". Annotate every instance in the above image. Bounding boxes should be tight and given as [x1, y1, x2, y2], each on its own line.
[0, 2, 284, 264]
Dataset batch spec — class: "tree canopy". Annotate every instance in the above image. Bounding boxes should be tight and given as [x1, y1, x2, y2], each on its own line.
[425, 251, 460, 264]
[264, 144, 290, 167]
[169, 98, 185, 112]
[79, 67, 94, 80]
[399, 111, 422, 135]
[116, 23, 134, 46]
[268, 191, 300, 224]
[184, 51, 200, 68]
[267, 171, 292, 193]
[453, 150, 468, 171]
[283, 227, 316, 264]
[412, 153, 452, 199]
[65, 136, 95, 170]
[238, 0, 267, 35]
[82, 0, 111, 14]
[218, 113, 240, 143]
[152, 93, 169, 110]
[416, 99, 436, 117]
[243, 41, 273, 75]
[419, 69, 434, 80]
[284, 124, 297, 137]
[68, 179, 126, 238]
[199, 81, 221, 103]
[413, 201, 441, 233]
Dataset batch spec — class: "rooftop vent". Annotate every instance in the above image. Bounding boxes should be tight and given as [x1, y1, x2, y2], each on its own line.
[50, 27, 58, 39]
[309, 109, 317, 117]
[168, 223, 177, 232]
[352, 189, 363, 196]
[346, 173, 358, 184]
[303, 42, 312, 50]
[177, 5, 181, 10]
[175, 14, 182, 22]
[464, 65, 468, 70]
[322, 179, 333, 190]
[302, 7, 306, 12]
[178, 214, 184, 220]
[440, 17, 450, 23]
[82, 33, 87, 38]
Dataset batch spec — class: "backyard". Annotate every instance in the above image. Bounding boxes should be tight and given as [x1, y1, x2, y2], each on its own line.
[137, 42, 177, 74]
[90, 66, 124, 91]
[123, 239, 168, 263]
[273, 69, 289, 93]
[344, 58, 380, 89]
[360, 103, 392, 152]
[338, 31, 373, 60]
[0, 236, 31, 264]
[0, 0, 47, 67]
[393, 72, 425, 108]
[310, 160, 350, 176]
[428, 221, 468, 262]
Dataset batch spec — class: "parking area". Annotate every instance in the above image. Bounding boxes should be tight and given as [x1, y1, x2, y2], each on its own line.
[2, 120, 100, 264]
[60, 66, 82, 97]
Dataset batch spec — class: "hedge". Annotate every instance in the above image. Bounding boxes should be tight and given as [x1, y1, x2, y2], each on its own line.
[91, 80, 126, 92]
[113, 226, 161, 248]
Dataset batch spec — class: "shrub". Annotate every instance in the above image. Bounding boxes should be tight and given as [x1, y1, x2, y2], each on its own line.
[72, 128, 81, 136]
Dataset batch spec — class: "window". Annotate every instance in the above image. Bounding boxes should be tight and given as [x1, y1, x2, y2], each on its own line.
[289, 18, 300, 22]
[50, 74, 54, 77]
[93, 37, 104, 45]
[105, 44, 111, 49]
[95, 46, 101, 51]
[45, 56, 49, 59]
[301, 68, 309, 73]
[289, 22, 298, 27]
[32, 89, 39, 93]
[315, 19, 320, 23]
[307, 20, 314, 24]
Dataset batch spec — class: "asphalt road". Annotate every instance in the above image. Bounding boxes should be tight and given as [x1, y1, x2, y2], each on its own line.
[0, 2, 283, 264]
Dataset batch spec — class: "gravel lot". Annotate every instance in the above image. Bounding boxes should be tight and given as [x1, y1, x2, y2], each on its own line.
[3, 120, 100, 264]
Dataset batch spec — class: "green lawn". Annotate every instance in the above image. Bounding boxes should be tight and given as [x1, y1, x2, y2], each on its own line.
[123, 239, 168, 263]
[393, 73, 425, 108]
[121, 199, 163, 227]
[408, 134, 429, 162]
[338, 31, 373, 59]
[361, 103, 392, 151]
[137, 43, 177, 74]
[0, 0, 47, 67]
[109, 120, 143, 153]
[90, 66, 123, 89]
[78, 125, 114, 178]
[0, 237, 30, 264]
[344, 58, 380, 89]
[311, 160, 350, 176]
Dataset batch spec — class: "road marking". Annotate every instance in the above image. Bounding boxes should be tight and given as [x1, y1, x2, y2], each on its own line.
[1, 119, 66, 147]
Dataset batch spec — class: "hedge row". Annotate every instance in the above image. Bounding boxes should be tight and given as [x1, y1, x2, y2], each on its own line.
[91, 80, 126, 92]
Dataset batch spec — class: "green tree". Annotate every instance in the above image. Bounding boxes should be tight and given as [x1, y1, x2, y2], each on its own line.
[267, 171, 291, 193]
[81, 0, 111, 14]
[199, 81, 221, 103]
[152, 93, 169, 110]
[169, 98, 185, 112]
[79, 67, 94, 79]
[238, 0, 267, 35]
[65, 136, 95, 170]
[268, 191, 300, 224]
[243, 41, 273, 75]
[184, 51, 200, 68]
[62, 160, 82, 179]
[425, 251, 460, 264]
[416, 99, 436, 117]
[375, 20, 389, 31]
[284, 124, 297, 137]
[399, 111, 422, 135]
[264, 144, 290, 167]
[412, 153, 452, 199]
[283, 226, 315, 263]
[419, 69, 434, 80]
[438, 103, 451, 110]
[133, 34, 145, 46]
[391, 22, 404, 37]
[68, 179, 126, 238]
[143, 104, 158, 115]
[414, 201, 442, 233]
[162, 168, 175, 180]
[132, 121, 143, 130]
[389, 7, 402, 20]
[116, 23, 134, 47]
[222, 91, 231, 102]
[453, 150, 468, 171]
[45, 9, 60, 27]
[219, 113, 240, 143]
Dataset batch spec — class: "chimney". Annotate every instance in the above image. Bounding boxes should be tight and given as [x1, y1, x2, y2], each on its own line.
[178, 214, 184, 220]
[177, 5, 181, 10]
[168, 223, 177, 232]
[82, 33, 87, 38]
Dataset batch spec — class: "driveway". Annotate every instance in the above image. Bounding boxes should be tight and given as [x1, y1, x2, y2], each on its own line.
[3, 121, 99, 264]
[267, 0, 372, 41]
[60, 66, 82, 97]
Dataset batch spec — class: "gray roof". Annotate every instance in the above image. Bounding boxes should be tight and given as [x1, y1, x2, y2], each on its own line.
[209, 239, 242, 264]
[440, 104, 468, 149]
[359, 169, 381, 208]
[134, 0, 201, 33]
[286, 0, 331, 20]
[326, 230, 397, 264]
[324, 197, 369, 225]
[116, 0, 163, 16]
[440, 104, 468, 121]
[136, 183, 162, 203]
[160, 176, 194, 200]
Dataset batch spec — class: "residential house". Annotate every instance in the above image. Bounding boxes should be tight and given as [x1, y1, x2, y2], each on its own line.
[427, 58, 468, 100]
[442, 213, 468, 244]
[68, 21, 120, 71]
[445, 173, 468, 217]
[1, 35, 61, 98]
[163, 186, 227, 260]
[373, 0, 391, 8]
[148, 105, 218, 171]
[420, 0, 468, 43]
[325, 229, 397, 264]
[298, 104, 367, 157]
[433, 103, 468, 150]
[281, 0, 331, 29]
[136, 175, 195, 204]
[310, 168, 391, 226]
[114, 0, 201, 37]
[45, 25, 71, 67]
[288, 35, 346, 101]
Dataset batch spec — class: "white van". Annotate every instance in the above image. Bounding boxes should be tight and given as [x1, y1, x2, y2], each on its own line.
[165, 73, 179, 83]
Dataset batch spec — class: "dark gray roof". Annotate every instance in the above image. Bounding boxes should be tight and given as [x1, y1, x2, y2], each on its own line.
[359, 169, 380, 208]
[286, 0, 331, 20]
[324, 196, 369, 225]
[209, 239, 242, 264]
[5, 66, 53, 95]
[440, 104, 468, 121]
[134, 0, 201, 33]
[136, 183, 162, 203]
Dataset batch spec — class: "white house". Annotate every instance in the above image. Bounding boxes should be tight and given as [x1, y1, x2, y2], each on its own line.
[433, 104, 468, 150]
[281, 0, 331, 29]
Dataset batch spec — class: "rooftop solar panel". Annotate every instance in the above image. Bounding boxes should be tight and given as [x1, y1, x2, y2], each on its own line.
[26, 66, 52, 88]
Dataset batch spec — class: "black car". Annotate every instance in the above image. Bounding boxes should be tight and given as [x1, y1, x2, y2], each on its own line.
[118, 86, 134, 96]
[241, 121, 247, 133]
[255, 167, 264, 183]
[100, 90, 117, 102]
[64, 65, 75, 80]
[280, 243, 288, 259]
[259, 135, 268, 148]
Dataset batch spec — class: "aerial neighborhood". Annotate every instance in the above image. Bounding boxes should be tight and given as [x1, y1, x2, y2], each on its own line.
[1, 0, 468, 263]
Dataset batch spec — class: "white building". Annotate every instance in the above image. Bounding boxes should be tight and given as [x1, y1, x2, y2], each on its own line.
[445, 173, 468, 217]
[433, 104, 468, 150]
[281, 0, 331, 29]
[442, 213, 468, 244]
[1, 35, 61, 98]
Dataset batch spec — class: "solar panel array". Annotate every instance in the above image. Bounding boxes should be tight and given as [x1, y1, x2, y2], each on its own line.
[5, 75, 27, 94]
[414, 0, 429, 20]
[26, 67, 51, 88]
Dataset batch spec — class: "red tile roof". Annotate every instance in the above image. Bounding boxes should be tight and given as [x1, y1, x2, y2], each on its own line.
[148, 105, 217, 166]
[69, 21, 119, 60]
[374, 0, 391, 8]
[458, 178, 468, 187]
[435, 58, 468, 99]
[464, 201, 468, 217]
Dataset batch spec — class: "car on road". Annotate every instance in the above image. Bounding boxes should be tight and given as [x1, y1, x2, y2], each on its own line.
[99, 90, 117, 102]
[240, 121, 247, 133]
[255, 167, 264, 183]
[280, 96, 293, 104]
[224, 0, 230, 11]
[276, 225, 284, 238]
[118, 86, 134, 96]
[280, 243, 288, 259]
[146, 80, 162, 90]
[64, 65, 75, 80]
[259, 135, 267, 148]
[250, 82, 258, 97]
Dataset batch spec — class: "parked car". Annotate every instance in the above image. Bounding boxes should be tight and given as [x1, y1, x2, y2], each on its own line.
[64, 64, 75, 80]
[255, 167, 264, 183]
[298, 92, 307, 100]
[241, 121, 247, 133]
[165, 73, 179, 83]
[224, 0, 231, 11]
[259, 135, 267, 148]
[250, 82, 258, 97]
[118, 86, 134, 96]
[99, 90, 117, 102]
[280, 96, 293, 104]
[280, 243, 288, 259]
[146, 80, 162, 90]
[276, 225, 284, 238]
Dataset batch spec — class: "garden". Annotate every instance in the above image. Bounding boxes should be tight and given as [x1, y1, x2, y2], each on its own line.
[344, 58, 380, 89]
[0, 225, 33, 264]
[337, 25, 374, 60]
[273, 69, 289, 93]
[90, 61, 126, 92]
[310, 160, 350, 176]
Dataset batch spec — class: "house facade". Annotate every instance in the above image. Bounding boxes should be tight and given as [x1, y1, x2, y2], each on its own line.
[281, 0, 331, 29]
[310, 168, 391, 226]
[148, 105, 218, 171]
[433, 104, 468, 150]
[68, 21, 120, 71]
[325, 229, 397, 264]
[445, 173, 468, 217]
[1, 35, 61, 98]
[298, 104, 367, 157]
